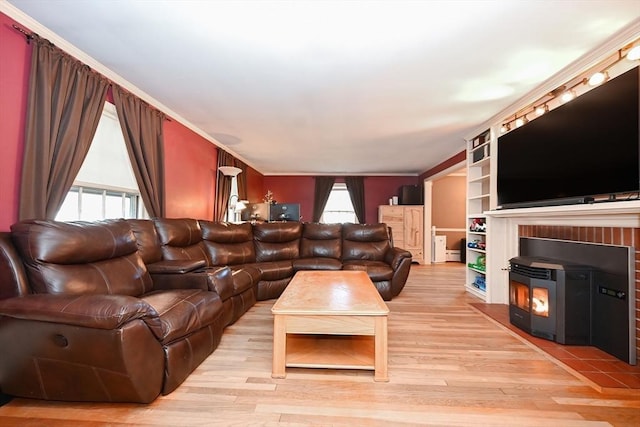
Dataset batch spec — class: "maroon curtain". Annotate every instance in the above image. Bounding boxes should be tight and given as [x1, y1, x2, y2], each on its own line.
[312, 176, 335, 222]
[112, 86, 166, 218]
[345, 176, 365, 223]
[19, 35, 108, 220]
[215, 151, 234, 221]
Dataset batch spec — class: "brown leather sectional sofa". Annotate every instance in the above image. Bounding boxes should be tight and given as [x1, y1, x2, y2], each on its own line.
[0, 218, 412, 403]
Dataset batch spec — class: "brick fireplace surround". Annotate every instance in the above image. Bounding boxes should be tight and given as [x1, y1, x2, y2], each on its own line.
[517, 224, 640, 361]
[479, 201, 640, 390]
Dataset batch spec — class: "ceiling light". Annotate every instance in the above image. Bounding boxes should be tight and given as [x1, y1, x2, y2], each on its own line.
[515, 117, 524, 127]
[627, 45, 640, 61]
[588, 71, 609, 86]
[500, 123, 510, 133]
[535, 104, 549, 116]
[561, 90, 575, 103]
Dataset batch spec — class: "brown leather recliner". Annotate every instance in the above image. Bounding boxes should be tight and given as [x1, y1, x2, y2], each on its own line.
[149, 218, 258, 326]
[0, 219, 227, 403]
[341, 223, 412, 300]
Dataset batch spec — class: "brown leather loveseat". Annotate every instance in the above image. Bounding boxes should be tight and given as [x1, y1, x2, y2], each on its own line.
[0, 218, 412, 403]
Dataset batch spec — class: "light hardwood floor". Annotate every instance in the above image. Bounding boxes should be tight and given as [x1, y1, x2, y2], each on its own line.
[1, 263, 639, 426]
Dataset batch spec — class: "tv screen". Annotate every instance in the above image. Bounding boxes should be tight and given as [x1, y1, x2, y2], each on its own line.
[269, 203, 300, 221]
[497, 66, 639, 209]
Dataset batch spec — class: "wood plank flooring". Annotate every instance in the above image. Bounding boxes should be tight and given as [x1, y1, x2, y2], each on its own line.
[1, 263, 639, 426]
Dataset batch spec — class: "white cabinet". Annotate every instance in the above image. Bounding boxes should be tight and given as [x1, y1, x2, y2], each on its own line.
[378, 205, 424, 264]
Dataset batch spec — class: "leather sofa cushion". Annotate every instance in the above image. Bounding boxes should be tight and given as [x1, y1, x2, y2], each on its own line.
[154, 218, 203, 247]
[342, 260, 394, 281]
[230, 266, 261, 295]
[300, 223, 342, 259]
[341, 223, 391, 262]
[141, 289, 223, 345]
[200, 221, 253, 243]
[200, 222, 256, 266]
[292, 257, 342, 271]
[11, 219, 138, 264]
[253, 222, 302, 262]
[127, 219, 163, 264]
[11, 220, 153, 296]
[153, 218, 209, 263]
[251, 260, 294, 281]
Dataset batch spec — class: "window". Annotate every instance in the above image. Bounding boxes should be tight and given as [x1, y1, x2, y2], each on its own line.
[55, 103, 147, 221]
[320, 183, 358, 224]
[56, 184, 143, 222]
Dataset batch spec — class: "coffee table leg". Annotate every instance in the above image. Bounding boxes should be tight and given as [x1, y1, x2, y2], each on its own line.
[374, 316, 389, 382]
[272, 315, 286, 378]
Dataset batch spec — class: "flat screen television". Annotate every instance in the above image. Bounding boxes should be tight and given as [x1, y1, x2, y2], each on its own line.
[268, 203, 300, 221]
[497, 66, 639, 209]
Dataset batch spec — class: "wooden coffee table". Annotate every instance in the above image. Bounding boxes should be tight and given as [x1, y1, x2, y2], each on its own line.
[271, 270, 389, 381]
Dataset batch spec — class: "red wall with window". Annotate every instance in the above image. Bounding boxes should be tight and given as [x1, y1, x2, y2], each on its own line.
[263, 175, 420, 224]
[0, 11, 266, 228]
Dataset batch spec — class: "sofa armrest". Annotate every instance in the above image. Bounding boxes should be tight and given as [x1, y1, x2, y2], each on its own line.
[203, 267, 234, 301]
[146, 259, 206, 274]
[385, 247, 413, 270]
[0, 294, 163, 339]
[150, 266, 234, 301]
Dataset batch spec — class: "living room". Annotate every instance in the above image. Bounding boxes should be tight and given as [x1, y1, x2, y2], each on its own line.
[1, 1, 640, 425]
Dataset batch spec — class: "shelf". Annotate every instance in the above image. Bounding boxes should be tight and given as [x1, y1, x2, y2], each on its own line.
[470, 156, 490, 167]
[467, 231, 486, 236]
[468, 174, 490, 184]
[467, 248, 486, 254]
[286, 334, 374, 370]
[468, 194, 490, 200]
[465, 284, 486, 300]
[468, 266, 486, 274]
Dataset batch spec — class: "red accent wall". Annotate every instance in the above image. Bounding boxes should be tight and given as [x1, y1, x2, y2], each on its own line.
[263, 175, 420, 224]
[244, 167, 264, 203]
[0, 13, 31, 230]
[0, 11, 265, 227]
[262, 176, 315, 222]
[163, 119, 218, 219]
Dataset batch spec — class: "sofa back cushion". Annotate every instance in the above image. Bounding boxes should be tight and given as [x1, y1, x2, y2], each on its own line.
[127, 219, 163, 264]
[199, 221, 256, 266]
[341, 223, 391, 262]
[10, 219, 152, 296]
[153, 218, 210, 263]
[253, 222, 302, 262]
[300, 223, 342, 259]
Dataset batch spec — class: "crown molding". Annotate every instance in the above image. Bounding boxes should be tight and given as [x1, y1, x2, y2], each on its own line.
[0, 1, 261, 173]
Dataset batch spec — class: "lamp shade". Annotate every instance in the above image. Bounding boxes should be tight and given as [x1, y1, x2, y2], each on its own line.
[218, 166, 242, 177]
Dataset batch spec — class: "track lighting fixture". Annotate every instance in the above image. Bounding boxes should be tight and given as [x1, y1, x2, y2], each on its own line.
[499, 36, 638, 135]
[561, 90, 575, 103]
[535, 104, 549, 116]
[627, 45, 640, 61]
[588, 71, 609, 86]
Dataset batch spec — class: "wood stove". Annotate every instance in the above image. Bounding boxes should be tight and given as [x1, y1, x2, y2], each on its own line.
[509, 256, 592, 345]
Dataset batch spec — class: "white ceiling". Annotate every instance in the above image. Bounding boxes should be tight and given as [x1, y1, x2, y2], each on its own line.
[5, 1, 640, 175]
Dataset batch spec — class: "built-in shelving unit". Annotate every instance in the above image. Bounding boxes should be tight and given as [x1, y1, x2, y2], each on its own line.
[465, 129, 492, 300]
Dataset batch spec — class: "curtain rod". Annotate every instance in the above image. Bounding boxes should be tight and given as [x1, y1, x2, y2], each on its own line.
[12, 24, 34, 43]
[10, 24, 172, 122]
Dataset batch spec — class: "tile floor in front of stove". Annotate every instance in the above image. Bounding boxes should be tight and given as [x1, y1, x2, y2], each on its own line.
[471, 303, 640, 391]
